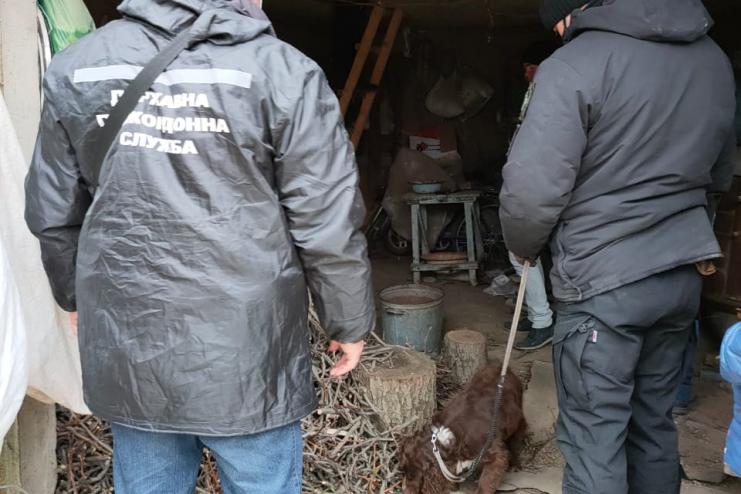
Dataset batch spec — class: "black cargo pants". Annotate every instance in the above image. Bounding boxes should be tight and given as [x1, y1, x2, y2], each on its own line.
[553, 265, 701, 494]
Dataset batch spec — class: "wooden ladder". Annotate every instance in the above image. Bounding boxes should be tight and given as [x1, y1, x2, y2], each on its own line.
[340, 5, 403, 148]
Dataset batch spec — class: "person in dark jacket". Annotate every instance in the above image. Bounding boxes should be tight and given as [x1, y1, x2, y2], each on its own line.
[508, 40, 558, 351]
[499, 1, 736, 493]
[24, 1, 375, 492]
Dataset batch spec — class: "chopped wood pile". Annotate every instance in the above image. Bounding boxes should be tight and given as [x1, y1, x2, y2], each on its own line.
[55, 311, 461, 494]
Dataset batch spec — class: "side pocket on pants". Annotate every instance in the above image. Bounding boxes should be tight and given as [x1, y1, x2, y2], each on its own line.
[554, 315, 595, 410]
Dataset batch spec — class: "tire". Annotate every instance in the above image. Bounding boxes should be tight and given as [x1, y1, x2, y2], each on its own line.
[384, 225, 412, 256]
[453, 206, 501, 244]
[434, 237, 452, 251]
[452, 205, 507, 265]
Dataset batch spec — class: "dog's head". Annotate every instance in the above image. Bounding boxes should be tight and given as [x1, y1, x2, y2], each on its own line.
[398, 428, 453, 494]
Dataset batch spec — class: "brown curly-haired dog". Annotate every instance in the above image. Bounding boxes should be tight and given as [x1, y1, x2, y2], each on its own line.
[399, 364, 527, 494]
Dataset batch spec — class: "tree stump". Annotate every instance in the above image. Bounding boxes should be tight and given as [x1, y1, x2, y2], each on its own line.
[356, 349, 436, 432]
[443, 329, 487, 386]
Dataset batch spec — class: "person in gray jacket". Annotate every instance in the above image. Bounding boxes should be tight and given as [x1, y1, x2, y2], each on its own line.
[499, 1, 736, 493]
[24, 1, 375, 492]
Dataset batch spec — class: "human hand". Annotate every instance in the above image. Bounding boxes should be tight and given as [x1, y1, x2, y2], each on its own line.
[514, 256, 537, 267]
[696, 261, 717, 277]
[328, 340, 365, 377]
[69, 312, 78, 337]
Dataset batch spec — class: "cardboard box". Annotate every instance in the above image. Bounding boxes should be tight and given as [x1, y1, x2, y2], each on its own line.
[409, 126, 457, 159]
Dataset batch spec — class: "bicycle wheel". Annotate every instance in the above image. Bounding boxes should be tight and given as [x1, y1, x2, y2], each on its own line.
[383, 225, 412, 256]
[453, 205, 508, 266]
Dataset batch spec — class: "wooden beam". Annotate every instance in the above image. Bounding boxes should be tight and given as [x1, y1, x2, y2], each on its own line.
[355, 44, 381, 55]
[351, 89, 378, 147]
[351, 8, 403, 147]
[339, 5, 383, 116]
[0, 422, 21, 493]
[370, 8, 403, 86]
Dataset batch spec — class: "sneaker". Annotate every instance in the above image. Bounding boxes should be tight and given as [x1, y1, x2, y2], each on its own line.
[515, 325, 554, 351]
[504, 319, 533, 332]
[725, 464, 740, 478]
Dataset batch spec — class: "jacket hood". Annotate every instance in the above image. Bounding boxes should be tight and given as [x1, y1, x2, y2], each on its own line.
[566, 0, 713, 43]
[118, 0, 275, 44]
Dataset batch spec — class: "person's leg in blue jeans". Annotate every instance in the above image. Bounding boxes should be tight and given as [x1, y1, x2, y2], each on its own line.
[112, 424, 202, 494]
[112, 421, 303, 494]
[509, 252, 555, 350]
[200, 421, 303, 494]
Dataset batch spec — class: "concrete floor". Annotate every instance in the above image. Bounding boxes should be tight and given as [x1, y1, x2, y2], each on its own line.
[371, 254, 512, 340]
[370, 255, 741, 494]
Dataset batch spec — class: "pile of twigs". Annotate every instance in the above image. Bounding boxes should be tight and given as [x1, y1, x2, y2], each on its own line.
[301, 312, 408, 493]
[435, 359, 463, 408]
[56, 412, 113, 493]
[56, 312, 455, 494]
[196, 452, 222, 493]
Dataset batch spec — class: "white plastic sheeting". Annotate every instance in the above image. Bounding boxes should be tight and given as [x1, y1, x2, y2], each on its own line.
[0, 239, 27, 451]
[0, 92, 89, 418]
[382, 148, 464, 245]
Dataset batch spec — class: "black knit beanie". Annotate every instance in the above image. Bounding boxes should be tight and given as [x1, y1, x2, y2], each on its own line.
[539, 0, 588, 30]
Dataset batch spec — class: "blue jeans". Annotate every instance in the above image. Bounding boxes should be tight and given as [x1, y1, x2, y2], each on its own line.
[509, 253, 554, 329]
[111, 422, 303, 494]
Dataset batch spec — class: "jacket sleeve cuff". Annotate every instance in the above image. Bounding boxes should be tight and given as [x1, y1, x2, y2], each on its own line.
[322, 309, 376, 343]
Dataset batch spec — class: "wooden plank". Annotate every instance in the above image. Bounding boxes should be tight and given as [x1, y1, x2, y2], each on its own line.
[370, 8, 403, 85]
[354, 43, 381, 55]
[351, 8, 403, 147]
[339, 5, 383, 116]
[411, 203, 421, 285]
[411, 262, 479, 272]
[464, 201, 476, 263]
[351, 89, 377, 147]
[464, 201, 478, 285]
[0, 421, 21, 494]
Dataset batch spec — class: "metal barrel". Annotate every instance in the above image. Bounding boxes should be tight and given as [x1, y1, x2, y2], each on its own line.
[379, 284, 444, 354]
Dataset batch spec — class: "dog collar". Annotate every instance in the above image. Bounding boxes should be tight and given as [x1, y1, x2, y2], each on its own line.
[430, 431, 468, 483]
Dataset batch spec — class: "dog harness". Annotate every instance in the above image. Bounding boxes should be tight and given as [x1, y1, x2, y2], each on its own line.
[431, 430, 467, 483]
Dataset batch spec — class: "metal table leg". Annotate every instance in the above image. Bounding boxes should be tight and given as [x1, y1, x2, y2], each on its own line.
[420, 205, 430, 256]
[464, 201, 477, 285]
[473, 201, 484, 263]
[411, 204, 421, 284]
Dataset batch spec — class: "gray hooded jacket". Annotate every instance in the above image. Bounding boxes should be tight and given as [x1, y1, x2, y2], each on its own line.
[500, 0, 736, 303]
[25, 0, 375, 435]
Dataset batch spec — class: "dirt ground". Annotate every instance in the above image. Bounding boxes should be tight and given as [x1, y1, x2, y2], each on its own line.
[370, 254, 741, 493]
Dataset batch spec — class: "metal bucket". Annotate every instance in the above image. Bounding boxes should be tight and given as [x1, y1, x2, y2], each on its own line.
[379, 284, 444, 354]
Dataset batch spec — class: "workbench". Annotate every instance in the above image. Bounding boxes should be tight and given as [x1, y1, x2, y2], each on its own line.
[404, 191, 483, 285]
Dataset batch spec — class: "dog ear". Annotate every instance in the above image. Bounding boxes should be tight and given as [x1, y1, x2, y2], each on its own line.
[403, 476, 421, 494]
[398, 434, 419, 472]
[398, 439, 409, 469]
[399, 443, 421, 494]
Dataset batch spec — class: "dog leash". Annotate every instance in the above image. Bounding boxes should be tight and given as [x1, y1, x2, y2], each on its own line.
[431, 260, 532, 483]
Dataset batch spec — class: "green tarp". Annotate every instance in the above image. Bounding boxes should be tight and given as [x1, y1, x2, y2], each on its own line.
[38, 0, 95, 54]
